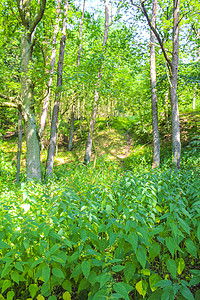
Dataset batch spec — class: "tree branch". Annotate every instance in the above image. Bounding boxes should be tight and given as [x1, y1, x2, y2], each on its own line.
[140, 1, 172, 71]
[29, 0, 47, 34]
[16, 0, 29, 29]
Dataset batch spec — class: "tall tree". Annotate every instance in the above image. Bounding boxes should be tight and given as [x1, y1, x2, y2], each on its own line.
[68, 0, 86, 151]
[39, 3, 60, 140]
[138, 0, 181, 168]
[17, 0, 46, 180]
[84, 0, 110, 164]
[45, 0, 68, 177]
[150, 0, 160, 168]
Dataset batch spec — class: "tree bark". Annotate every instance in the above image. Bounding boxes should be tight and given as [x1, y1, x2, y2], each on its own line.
[17, 0, 46, 180]
[68, 0, 86, 151]
[39, 10, 59, 140]
[150, 0, 160, 169]
[169, 0, 181, 168]
[45, 0, 68, 177]
[84, 0, 110, 164]
[16, 112, 23, 182]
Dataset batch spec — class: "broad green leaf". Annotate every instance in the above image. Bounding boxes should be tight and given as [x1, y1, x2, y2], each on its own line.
[97, 274, 112, 288]
[176, 258, 185, 275]
[29, 284, 38, 298]
[124, 262, 136, 283]
[50, 244, 59, 255]
[41, 282, 51, 297]
[6, 290, 14, 300]
[136, 280, 148, 297]
[15, 262, 24, 272]
[2, 280, 11, 293]
[136, 247, 146, 269]
[23, 239, 29, 250]
[78, 278, 90, 293]
[106, 204, 112, 214]
[197, 224, 200, 243]
[109, 231, 117, 246]
[149, 274, 162, 292]
[63, 291, 71, 300]
[186, 239, 197, 258]
[166, 259, 177, 278]
[113, 282, 133, 300]
[112, 265, 125, 272]
[1, 266, 12, 279]
[81, 261, 91, 279]
[161, 286, 174, 300]
[62, 279, 72, 292]
[166, 237, 176, 258]
[11, 271, 19, 284]
[42, 264, 51, 282]
[128, 232, 138, 253]
[180, 286, 195, 300]
[149, 243, 161, 261]
[0, 241, 11, 249]
[154, 280, 172, 288]
[43, 225, 50, 237]
[48, 296, 57, 300]
[64, 239, 72, 249]
[52, 267, 65, 278]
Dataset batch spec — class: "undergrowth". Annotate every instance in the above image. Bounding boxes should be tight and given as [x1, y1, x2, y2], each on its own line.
[0, 139, 200, 299]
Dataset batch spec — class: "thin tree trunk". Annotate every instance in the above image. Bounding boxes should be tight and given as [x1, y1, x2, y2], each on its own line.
[170, 0, 181, 168]
[68, 0, 85, 151]
[45, 0, 68, 178]
[150, 0, 160, 169]
[84, 0, 110, 164]
[16, 112, 23, 182]
[17, 0, 46, 180]
[193, 84, 196, 110]
[39, 8, 59, 140]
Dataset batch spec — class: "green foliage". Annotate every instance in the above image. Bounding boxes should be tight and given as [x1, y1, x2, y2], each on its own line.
[0, 148, 199, 299]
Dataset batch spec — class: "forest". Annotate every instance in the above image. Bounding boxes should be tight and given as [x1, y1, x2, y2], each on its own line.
[0, 0, 199, 299]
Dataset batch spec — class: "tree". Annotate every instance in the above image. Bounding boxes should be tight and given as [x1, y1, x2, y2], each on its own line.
[150, 0, 160, 168]
[16, 0, 46, 180]
[84, 0, 110, 164]
[136, 0, 181, 168]
[45, 0, 68, 177]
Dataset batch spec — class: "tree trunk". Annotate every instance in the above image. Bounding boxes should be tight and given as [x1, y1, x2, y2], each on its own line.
[68, 98, 75, 151]
[170, 0, 181, 168]
[16, 112, 23, 182]
[17, 0, 46, 180]
[45, 0, 68, 177]
[68, 0, 85, 151]
[84, 0, 110, 164]
[21, 33, 42, 180]
[193, 84, 196, 110]
[150, 0, 160, 169]
[39, 13, 59, 140]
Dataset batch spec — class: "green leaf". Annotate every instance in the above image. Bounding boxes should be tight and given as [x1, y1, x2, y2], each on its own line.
[186, 239, 197, 258]
[42, 264, 51, 282]
[2, 280, 11, 293]
[176, 258, 185, 275]
[112, 265, 125, 272]
[48, 296, 57, 300]
[81, 261, 90, 279]
[52, 267, 65, 278]
[161, 286, 174, 300]
[180, 286, 195, 300]
[43, 225, 50, 237]
[50, 244, 59, 255]
[0, 241, 11, 249]
[154, 280, 172, 288]
[64, 239, 72, 249]
[136, 247, 146, 269]
[62, 279, 72, 293]
[166, 237, 176, 258]
[1, 266, 12, 278]
[149, 243, 161, 261]
[41, 282, 51, 297]
[106, 204, 112, 214]
[7, 290, 15, 300]
[23, 239, 29, 250]
[149, 274, 162, 292]
[15, 262, 24, 272]
[128, 232, 138, 253]
[166, 259, 177, 278]
[136, 280, 148, 297]
[29, 284, 38, 298]
[197, 224, 200, 243]
[97, 274, 112, 288]
[113, 282, 133, 300]
[11, 271, 19, 284]
[124, 262, 136, 283]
